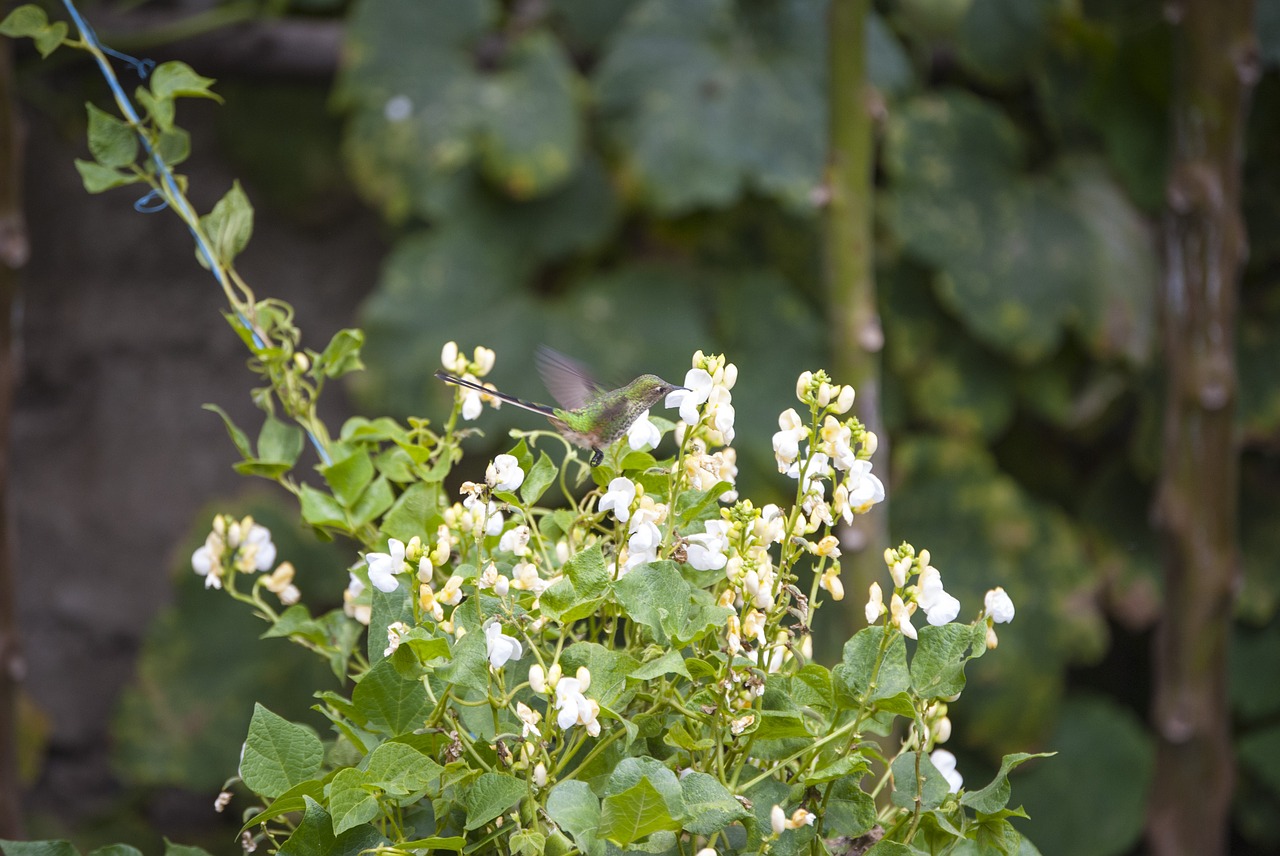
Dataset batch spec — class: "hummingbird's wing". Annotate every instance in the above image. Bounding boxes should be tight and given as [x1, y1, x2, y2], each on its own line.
[535, 346, 605, 410]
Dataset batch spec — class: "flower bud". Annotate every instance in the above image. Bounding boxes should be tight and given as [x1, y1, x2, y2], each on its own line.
[441, 341, 459, 370]
[817, 382, 833, 406]
[986, 626, 999, 649]
[795, 371, 813, 402]
[863, 431, 878, 456]
[770, 805, 787, 836]
[474, 346, 496, 376]
[722, 362, 738, 390]
[294, 352, 310, 372]
[533, 762, 547, 788]
[576, 666, 591, 691]
[835, 384, 856, 414]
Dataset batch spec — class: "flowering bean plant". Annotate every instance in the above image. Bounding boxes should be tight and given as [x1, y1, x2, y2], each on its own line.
[0, 9, 1048, 854]
[188, 343, 1044, 856]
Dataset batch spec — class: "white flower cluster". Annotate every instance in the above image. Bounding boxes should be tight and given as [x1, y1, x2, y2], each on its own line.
[773, 370, 883, 530]
[598, 476, 673, 578]
[191, 515, 298, 605]
[529, 663, 600, 737]
[440, 341, 499, 421]
[864, 546, 1016, 646]
[667, 352, 740, 501]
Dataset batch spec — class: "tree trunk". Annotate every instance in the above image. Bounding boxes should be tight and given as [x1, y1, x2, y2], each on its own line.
[825, 0, 887, 659]
[1148, 1, 1256, 853]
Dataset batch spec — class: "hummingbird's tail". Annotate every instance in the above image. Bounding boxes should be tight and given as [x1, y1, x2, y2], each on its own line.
[434, 371, 557, 416]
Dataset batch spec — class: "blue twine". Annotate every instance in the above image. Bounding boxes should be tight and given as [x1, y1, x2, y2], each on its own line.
[133, 188, 168, 213]
[61, 0, 333, 467]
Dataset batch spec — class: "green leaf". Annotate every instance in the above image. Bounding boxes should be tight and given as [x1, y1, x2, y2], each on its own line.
[239, 703, 324, 800]
[300, 484, 348, 529]
[351, 476, 395, 528]
[510, 829, 546, 856]
[464, 771, 527, 830]
[278, 796, 388, 856]
[599, 760, 685, 845]
[0, 842, 80, 856]
[540, 544, 610, 622]
[322, 450, 376, 509]
[521, 452, 558, 504]
[833, 627, 910, 708]
[85, 103, 138, 169]
[136, 86, 175, 132]
[351, 657, 431, 735]
[365, 740, 443, 796]
[0, 6, 67, 57]
[317, 328, 366, 378]
[961, 752, 1055, 814]
[889, 751, 950, 811]
[381, 481, 441, 543]
[73, 159, 143, 194]
[87, 847, 143, 856]
[611, 560, 731, 646]
[258, 416, 305, 466]
[238, 781, 326, 834]
[198, 181, 254, 269]
[823, 776, 877, 837]
[202, 403, 255, 459]
[631, 649, 691, 681]
[436, 626, 489, 692]
[546, 780, 603, 856]
[149, 61, 222, 102]
[328, 767, 380, 834]
[910, 622, 988, 699]
[154, 127, 191, 167]
[679, 772, 749, 836]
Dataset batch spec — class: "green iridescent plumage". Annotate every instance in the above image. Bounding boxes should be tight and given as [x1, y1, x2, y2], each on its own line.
[435, 347, 683, 466]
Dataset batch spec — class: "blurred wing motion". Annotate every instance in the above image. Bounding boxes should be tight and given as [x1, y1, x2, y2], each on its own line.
[535, 346, 605, 411]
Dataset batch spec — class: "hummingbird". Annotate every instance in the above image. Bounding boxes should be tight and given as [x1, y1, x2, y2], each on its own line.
[435, 347, 685, 466]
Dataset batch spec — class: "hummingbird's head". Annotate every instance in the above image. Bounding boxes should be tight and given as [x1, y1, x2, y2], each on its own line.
[631, 374, 686, 409]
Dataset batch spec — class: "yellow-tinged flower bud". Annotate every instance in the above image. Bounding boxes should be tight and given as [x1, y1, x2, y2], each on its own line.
[986, 626, 999, 649]
[294, 352, 310, 372]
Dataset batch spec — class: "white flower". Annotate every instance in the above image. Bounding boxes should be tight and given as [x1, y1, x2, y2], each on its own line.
[553, 676, 600, 735]
[628, 519, 663, 558]
[627, 410, 661, 450]
[485, 502, 505, 537]
[241, 524, 277, 572]
[786, 809, 816, 829]
[264, 562, 300, 605]
[984, 587, 1015, 623]
[528, 663, 548, 694]
[486, 454, 525, 492]
[835, 384, 856, 414]
[343, 572, 370, 625]
[479, 562, 510, 596]
[865, 581, 885, 624]
[366, 539, 406, 593]
[820, 567, 844, 601]
[772, 409, 807, 471]
[438, 574, 464, 606]
[729, 714, 754, 736]
[930, 748, 963, 793]
[708, 385, 736, 444]
[499, 525, 531, 556]
[192, 543, 222, 589]
[686, 519, 730, 571]
[891, 592, 917, 640]
[844, 460, 885, 512]
[533, 762, 548, 788]
[795, 371, 813, 402]
[516, 702, 542, 738]
[788, 452, 830, 498]
[384, 621, 410, 657]
[666, 368, 713, 425]
[599, 477, 637, 523]
[461, 386, 484, 421]
[441, 341, 461, 372]
[484, 622, 523, 670]
[473, 346, 496, 376]
[917, 566, 961, 626]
